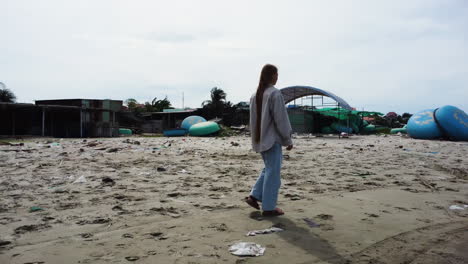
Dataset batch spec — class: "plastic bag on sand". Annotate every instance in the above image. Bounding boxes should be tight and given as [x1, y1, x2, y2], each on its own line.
[73, 175, 87, 183]
[246, 227, 283, 236]
[229, 242, 265, 257]
[449, 205, 467, 210]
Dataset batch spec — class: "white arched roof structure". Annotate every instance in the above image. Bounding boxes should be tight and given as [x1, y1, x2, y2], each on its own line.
[280, 86, 352, 110]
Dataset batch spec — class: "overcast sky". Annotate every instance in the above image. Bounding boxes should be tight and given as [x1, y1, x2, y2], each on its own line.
[2, 0, 467, 114]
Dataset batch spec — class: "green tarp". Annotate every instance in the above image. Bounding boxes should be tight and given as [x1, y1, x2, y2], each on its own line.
[309, 108, 383, 120]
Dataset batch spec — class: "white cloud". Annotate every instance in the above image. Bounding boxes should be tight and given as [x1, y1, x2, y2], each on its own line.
[1, 0, 467, 113]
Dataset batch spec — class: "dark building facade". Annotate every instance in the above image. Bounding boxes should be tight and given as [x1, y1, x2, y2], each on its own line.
[0, 99, 122, 138]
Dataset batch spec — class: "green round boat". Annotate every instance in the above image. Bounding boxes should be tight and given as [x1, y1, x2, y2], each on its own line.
[119, 128, 132, 135]
[188, 121, 220, 136]
[390, 126, 407, 134]
[363, 124, 376, 133]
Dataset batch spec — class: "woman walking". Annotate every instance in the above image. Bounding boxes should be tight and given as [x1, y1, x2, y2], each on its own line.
[245, 64, 293, 216]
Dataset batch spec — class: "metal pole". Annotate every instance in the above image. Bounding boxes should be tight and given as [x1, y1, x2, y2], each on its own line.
[42, 107, 45, 137]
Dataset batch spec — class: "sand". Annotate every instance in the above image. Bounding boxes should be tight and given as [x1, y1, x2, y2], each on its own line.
[0, 134, 467, 264]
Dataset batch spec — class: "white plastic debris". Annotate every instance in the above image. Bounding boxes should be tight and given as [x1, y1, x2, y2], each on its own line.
[73, 175, 87, 183]
[229, 242, 265, 257]
[449, 205, 467, 210]
[246, 227, 284, 236]
[178, 169, 188, 174]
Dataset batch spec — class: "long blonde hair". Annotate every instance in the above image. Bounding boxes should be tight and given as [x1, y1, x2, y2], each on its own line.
[254, 64, 278, 142]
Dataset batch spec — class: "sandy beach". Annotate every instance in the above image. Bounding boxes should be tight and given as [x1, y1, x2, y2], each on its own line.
[0, 134, 467, 264]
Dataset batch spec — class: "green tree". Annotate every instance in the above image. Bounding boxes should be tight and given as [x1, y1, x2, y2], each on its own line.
[201, 87, 234, 119]
[0, 82, 16, 103]
[125, 98, 138, 110]
[154, 97, 173, 112]
[139, 97, 174, 112]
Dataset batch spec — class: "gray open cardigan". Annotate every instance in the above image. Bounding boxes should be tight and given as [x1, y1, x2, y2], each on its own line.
[250, 86, 293, 153]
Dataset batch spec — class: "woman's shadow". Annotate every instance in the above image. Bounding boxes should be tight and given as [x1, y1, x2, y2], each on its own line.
[249, 212, 349, 264]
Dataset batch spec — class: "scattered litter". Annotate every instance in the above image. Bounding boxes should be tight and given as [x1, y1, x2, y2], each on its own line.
[230, 125, 246, 131]
[246, 227, 283, 236]
[153, 145, 167, 151]
[123, 139, 141, 145]
[229, 242, 265, 257]
[449, 205, 468, 210]
[86, 142, 99, 147]
[303, 218, 320, 228]
[102, 177, 115, 186]
[0, 240, 12, 247]
[125, 256, 140, 261]
[157, 167, 166, 172]
[316, 214, 334, 220]
[178, 169, 188, 174]
[80, 233, 93, 238]
[107, 148, 120, 153]
[14, 224, 51, 234]
[230, 142, 239, 146]
[76, 218, 111, 225]
[284, 193, 302, 200]
[73, 175, 87, 183]
[29, 206, 44, 212]
[50, 142, 61, 147]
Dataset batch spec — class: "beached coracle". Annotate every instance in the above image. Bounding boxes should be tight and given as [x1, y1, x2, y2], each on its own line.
[181, 116, 207, 130]
[407, 109, 442, 140]
[390, 125, 407, 134]
[188, 121, 220, 136]
[434, 105, 468, 141]
[119, 128, 132, 135]
[163, 128, 187, 137]
[407, 106, 468, 141]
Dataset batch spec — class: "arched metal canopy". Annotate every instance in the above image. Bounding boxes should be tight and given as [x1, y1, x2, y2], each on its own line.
[280, 85, 352, 110]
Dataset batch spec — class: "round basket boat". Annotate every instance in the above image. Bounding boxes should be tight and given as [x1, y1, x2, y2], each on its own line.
[362, 124, 376, 133]
[390, 127, 407, 134]
[407, 109, 442, 139]
[434, 105, 468, 141]
[181, 116, 207, 130]
[188, 121, 220, 136]
[163, 128, 187, 137]
[119, 128, 132, 135]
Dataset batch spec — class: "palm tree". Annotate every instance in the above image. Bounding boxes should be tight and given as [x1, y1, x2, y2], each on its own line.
[153, 97, 173, 112]
[148, 97, 173, 112]
[202, 87, 226, 107]
[0, 82, 16, 103]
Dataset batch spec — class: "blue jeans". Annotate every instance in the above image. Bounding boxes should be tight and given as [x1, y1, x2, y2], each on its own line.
[250, 143, 282, 211]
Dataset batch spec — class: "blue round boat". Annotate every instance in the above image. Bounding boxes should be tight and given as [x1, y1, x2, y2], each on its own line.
[435, 105, 468, 141]
[163, 128, 187, 137]
[181, 116, 206, 130]
[407, 109, 442, 139]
